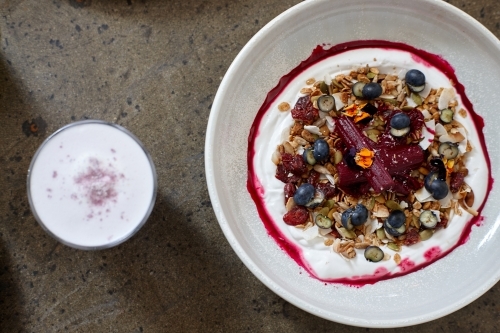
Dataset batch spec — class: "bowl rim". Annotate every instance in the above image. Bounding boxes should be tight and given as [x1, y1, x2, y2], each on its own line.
[205, 0, 500, 327]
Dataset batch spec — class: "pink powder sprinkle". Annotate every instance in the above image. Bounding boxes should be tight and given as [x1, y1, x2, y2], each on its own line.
[52, 171, 58, 178]
[74, 158, 120, 207]
[424, 246, 442, 261]
[111, 148, 116, 153]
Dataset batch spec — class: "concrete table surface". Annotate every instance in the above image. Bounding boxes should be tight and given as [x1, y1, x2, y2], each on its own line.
[1, 0, 499, 332]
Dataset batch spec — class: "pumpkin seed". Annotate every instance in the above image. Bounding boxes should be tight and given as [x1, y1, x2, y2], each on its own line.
[381, 98, 399, 106]
[366, 196, 375, 211]
[327, 208, 336, 220]
[336, 227, 356, 239]
[365, 129, 381, 136]
[324, 199, 336, 210]
[387, 242, 401, 252]
[419, 229, 434, 241]
[320, 81, 329, 94]
[368, 133, 378, 143]
[385, 200, 401, 211]
[376, 227, 386, 240]
[318, 207, 330, 217]
[334, 150, 343, 165]
[411, 92, 423, 105]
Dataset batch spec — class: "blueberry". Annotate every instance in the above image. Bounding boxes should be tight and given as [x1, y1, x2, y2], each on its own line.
[315, 214, 333, 229]
[350, 204, 369, 226]
[344, 147, 358, 168]
[424, 172, 437, 191]
[313, 139, 330, 162]
[304, 189, 325, 208]
[429, 159, 446, 180]
[419, 210, 438, 229]
[424, 171, 449, 200]
[362, 82, 382, 100]
[317, 95, 336, 112]
[390, 126, 410, 138]
[384, 219, 406, 236]
[302, 147, 316, 165]
[429, 179, 448, 200]
[438, 142, 459, 159]
[390, 113, 411, 130]
[352, 82, 365, 98]
[405, 69, 426, 87]
[364, 246, 384, 262]
[386, 210, 405, 228]
[293, 183, 315, 206]
[341, 207, 354, 230]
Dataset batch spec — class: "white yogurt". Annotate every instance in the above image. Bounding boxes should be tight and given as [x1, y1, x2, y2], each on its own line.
[28, 120, 157, 250]
[252, 48, 489, 281]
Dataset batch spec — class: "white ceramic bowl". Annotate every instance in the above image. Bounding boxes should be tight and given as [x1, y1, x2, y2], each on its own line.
[205, 0, 500, 327]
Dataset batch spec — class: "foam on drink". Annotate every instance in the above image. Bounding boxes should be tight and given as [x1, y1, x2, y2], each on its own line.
[27, 120, 157, 250]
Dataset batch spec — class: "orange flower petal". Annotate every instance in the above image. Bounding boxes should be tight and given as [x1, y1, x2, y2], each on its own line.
[355, 148, 375, 169]
[354, 112, 370, 123]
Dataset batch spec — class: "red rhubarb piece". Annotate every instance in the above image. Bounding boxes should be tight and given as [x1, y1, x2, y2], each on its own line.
[335, 116, 395, 192]
[336, 144, 424, 187]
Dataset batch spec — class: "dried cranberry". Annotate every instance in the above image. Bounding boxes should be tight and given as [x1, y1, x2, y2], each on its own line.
[435, 218, 449, 230]
[392, 174, 423, 194]
[408, 108, 424, 132]
[291, 96, 319, 125]
[281, 153, 307, 176]
[403, 228, 420, 246]
[283, 206, 309, 226]
[284, 183, 296, 205]
[450, 172, 465, 193]
[329, 228, 341, 238]
[377, 103, 391, 113]
[316, 182, 337, 199]
[307, 170, 320, 186]
[275, 163, 301, 184]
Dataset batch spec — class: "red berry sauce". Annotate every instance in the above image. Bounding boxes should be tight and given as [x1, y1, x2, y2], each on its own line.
[247, 40, 493, 286]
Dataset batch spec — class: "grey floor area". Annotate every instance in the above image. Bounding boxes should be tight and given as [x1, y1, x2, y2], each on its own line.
[1, 0, 499, 332]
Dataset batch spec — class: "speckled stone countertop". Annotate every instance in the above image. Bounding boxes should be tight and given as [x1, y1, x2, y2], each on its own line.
[1, 0, 499, 332]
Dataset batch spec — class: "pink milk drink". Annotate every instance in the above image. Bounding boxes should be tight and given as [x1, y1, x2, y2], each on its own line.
[27, 120, 157, 250]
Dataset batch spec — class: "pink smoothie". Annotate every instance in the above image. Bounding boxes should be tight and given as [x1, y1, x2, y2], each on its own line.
[27, 120, 157, 249]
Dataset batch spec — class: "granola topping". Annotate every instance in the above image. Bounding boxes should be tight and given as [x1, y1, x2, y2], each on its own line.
[248, 44, 490, 284]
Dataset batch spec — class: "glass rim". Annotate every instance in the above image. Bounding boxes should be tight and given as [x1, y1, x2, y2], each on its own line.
[26, 119, 158, 250]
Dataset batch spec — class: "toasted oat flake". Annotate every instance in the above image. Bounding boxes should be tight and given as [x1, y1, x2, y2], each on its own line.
[394, 253, 402, 265]
[278, 102, 290, 112]
[300, 87, 313, 94]
[306, 78, 316, 85]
